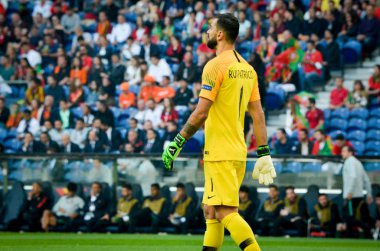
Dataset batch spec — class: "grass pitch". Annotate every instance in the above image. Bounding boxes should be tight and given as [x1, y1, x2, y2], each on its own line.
[0, 233, 378, 251]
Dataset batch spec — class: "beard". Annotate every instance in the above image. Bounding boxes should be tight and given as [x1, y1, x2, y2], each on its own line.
[206, 37, 217, 49]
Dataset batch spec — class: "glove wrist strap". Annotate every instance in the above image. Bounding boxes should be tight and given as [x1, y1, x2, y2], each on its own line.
[257, 145, 270, 158]
[174, 133, 186, 148]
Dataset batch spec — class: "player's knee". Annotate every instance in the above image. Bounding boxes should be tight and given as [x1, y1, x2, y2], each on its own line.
[215, 206, 238, 221]
[203, 205, 216, 219]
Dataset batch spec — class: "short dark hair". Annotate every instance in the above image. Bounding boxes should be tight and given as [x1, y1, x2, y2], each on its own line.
[269, 184, 279, 191]
[67, 182, 77, 193]
[318, 193, 328, 198]
[376, 192, 380, 198]
[176, 182, 185, 189]
[277, 128, 286, 135]
[300, 128, 309, 135]
[93, 182, 103, 190]
[76, 118, 84, 123]
[122, 183, 132, 190]
[151, 183, 160, 190]
[215, 13, 240, 43]
[308, 97, 316, 105]
[315, 129, 325, 135]
[336, 133, 345, 140]
[286, 186, 295, 192]
[240, 185, 249, 193]
[342, 145, 355, 153]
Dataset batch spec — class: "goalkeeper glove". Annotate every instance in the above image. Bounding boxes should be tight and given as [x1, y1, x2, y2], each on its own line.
[252, 145, 277, 185]
[162, 133, 187, 171]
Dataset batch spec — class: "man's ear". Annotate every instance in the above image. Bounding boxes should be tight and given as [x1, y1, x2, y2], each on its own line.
[217, 30, 224, 41]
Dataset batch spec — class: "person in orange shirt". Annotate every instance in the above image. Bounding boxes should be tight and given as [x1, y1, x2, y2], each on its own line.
[119, 82, 136, 109]
[25, 78, 45, 106]
[155, 76, 176, 103]
[138, 75, 161, 102]
[6, 103, 22, 128]
[70, 57, 87, 85]
[97, 11, 112, 37]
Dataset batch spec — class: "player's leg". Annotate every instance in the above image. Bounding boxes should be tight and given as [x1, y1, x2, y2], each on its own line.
[215, 161, 261, 251]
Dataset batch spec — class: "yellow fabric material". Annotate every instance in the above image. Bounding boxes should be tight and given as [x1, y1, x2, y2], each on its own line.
[173, 196, 192, 217]
[199, 50, 260, 161]
[142, 197, 165, 215]
[203, 219, 224, 249]
[263, 198, 283, 212]
[314, 202, 333, 224]
[221, 212, 261, 251]
[284, 196, 300, 215]
[202, 161, 245, 207]
[116, 198, 138, 217]
[239, 200, 252, 212]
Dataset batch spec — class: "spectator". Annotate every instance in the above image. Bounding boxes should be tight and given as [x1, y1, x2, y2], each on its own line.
[45, 76, 66, 108]
[119, 82, 136, 109]
[237, 11, 251, 41]
[107, 14, 131, 45]
[357, 5, 379, 58]
[323, 30, 341, 78]
[0, 55, 15, 80]
[274, 128, 293, 154]
[25, 78, 44, 106]
[71, 27, 92, 56]
[94, 101, 114, 127]
[160, 98, 178, 129]
[70, 118, 88, 149]
[337, 145, 373, 238]
[136, 183, 168, 233]
[330, 77, 348, 110]
[104, 54, 125, 86]
[96, 11, 112, 37]
[0, 96, 10, 125]
[100, 0, 119, 23]
[6, 103, 22, 129]
[19, 132, 45, 153]
[33, 0, 52, 19]
[40, 131, 60, 152]
[78, 45, 93, 72]
[257, 185, 284, 236]
[368, 65, 380, 105]
[124, 130, 144, 153]
[23, 182, 50, 231]
[111, 183, 139, 233]
[175, 52, 196, 83]
[145, 99, 164, 128]
[148, 54, 172, 83]
[61, 134, 81, 153]
[61, 6, 81, 34]
[39, 34, 59, 68]
[305, 97, 324, 130]
[273, 186, 308, 237]
[41, 182, 84, 232]
[142, 129, 162, 154]
[139, 75, 160, 102]
[17, 109, 40, 138]
[163, 121, 179, 145]
[99, 77, 115, 105]
[53, 56, 70, 85]
[169, 182, 195, 234]
[284, 10, 302, 38]
[300, 7, 327, 40]
[49, 119, 67, 145]
[102, 121, 122, 152]
[70, 57, 87, 85]
[87, 159, 112, 185]
[238, 185, 256, 227]
[310, 193, 341, 237]
[346, 80, 368, 109]
[325, 11, 342, 38]
[81, 103, 94, 127]
[166, 36, 184, 64]
[338, 12, 359, 43]
[312, 129, 333, 155]
[80, 182, 109, 232]
[84, 130, 105, 153]
[20, 42, 42, 69]
[139, 34, 160, 63]
[174, 79, 194, 107]
[59, 100, 75, 129]
[292, 128, 313, 155]
[301, 40, 324, 92]
[88, 57, 106, 89]
[68, 81, 84, 107]
[125, 55, 142, 86]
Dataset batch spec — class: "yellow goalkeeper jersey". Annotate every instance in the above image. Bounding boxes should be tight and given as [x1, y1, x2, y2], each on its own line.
[199, 50, 260, 161]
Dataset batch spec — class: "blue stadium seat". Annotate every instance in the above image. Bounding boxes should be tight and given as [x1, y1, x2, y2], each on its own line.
[367, 118, 380, 130]
[349, 108, 369, 120]
[365, 141, 380, 152]
[341, 40, 362, 64]
[128, 85, 140, 96]
[350, 140, 365, 155]
[328, 130, 346, 140]
[302, 163, 322, 173]
[110, 107, 121, 120]
[346, 130, 366, 142]
[193, 130, 205, 147]
[323, 109, 331, 121]
[330, 108, 349, 120]
[273, 162, 283, 173]
[283, 162, 302, 173]
[0, 128, 7, 141]
[327, 118, 347, 131]
[71, 106, 83, 119]
[369, 108, 380, 118]
[265, 87, 286, 111]
[365, 151, 380, 156]
[347, 118, 367, 131]
[4, 139, 21, 151]
[366, 130, 380, 142]
[364, 162, 380, 171]
[5, 129, 18, 141]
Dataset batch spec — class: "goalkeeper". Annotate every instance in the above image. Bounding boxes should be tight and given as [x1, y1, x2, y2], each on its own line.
[162, 13, 276, 251]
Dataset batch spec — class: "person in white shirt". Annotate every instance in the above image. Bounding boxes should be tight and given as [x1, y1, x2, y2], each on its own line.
[32, 0, 52, 19]
[125, 56, 142, 85]
[49, 120, 68, 145]
[17, 109, 40, 139]
[144, 99, 163, 128]
[133, 99, 148, 129]
[41, 182, 84, 232]
[107, 14, 132, 45]
[70, 119, 89, 149]
[238, 11, 251, 41]
[148, 54, 172, 83]
[61, 6, 81, 34]
[87, 159, 112, 185]
[21, 43, 42, 68]
[121, 37, 141, 62]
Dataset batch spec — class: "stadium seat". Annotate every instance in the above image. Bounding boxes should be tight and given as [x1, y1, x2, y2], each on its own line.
[369, 108, 380, 118]
[193, 130, 205, 147]
[328, 130, 346, 140]
[265, 87, 286, 111]
[323, 109, 331, 121]
[347, 118, 367, 131]
[132, 184, 143, 203]
[41, 181, 56, 209]
[327, 118, 347, 132]
[128, 85, 140, 96]
[330, 108, 349, 120]
[366, 130, 380, 142]
[303, 185, 319, 216]
[365, 151, 380, 156]
[364, 162, 380, 172]
[71, 106, 83, 119]
[367, 118, 380, 130]
[273, 162, 283, 174]
[350, 140, 365, 155]
[4, 139, 21, 151]
[0, 128, 7, 141]
[346, 130, 366, 142]
[365, 141, 380, 152]
[349, 108, 369, 120]
[302, 163, 322, 172]
[341, 40, 362, 64]
[282, 162, 302, 173]
[0, 181, 26, 230]
[5, 129, 18, 141]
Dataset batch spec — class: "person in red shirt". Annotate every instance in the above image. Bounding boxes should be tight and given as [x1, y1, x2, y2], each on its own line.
[330, 77, 349, 109]
[332, 134, 353, 155]
[119, 82, 136, 109]
[368, 65, 380, 105]
[305, 97, 324, 130]
[160, 98, 178, 129]
[301, 40, 323, 91]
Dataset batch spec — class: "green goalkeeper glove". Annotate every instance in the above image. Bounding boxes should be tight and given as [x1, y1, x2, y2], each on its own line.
[252, 145, 277, 185]
[162, 133, 187, 171]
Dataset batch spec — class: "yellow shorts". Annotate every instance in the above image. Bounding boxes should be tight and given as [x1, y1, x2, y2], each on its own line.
[202, 160, 246, 207]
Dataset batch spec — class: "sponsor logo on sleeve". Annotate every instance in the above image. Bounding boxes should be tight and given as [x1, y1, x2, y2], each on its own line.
[202, 85, 213, 91]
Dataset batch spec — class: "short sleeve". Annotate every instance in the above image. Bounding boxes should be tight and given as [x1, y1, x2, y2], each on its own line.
[249, 71, 261, 102]
[199, 61, 224, 102]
